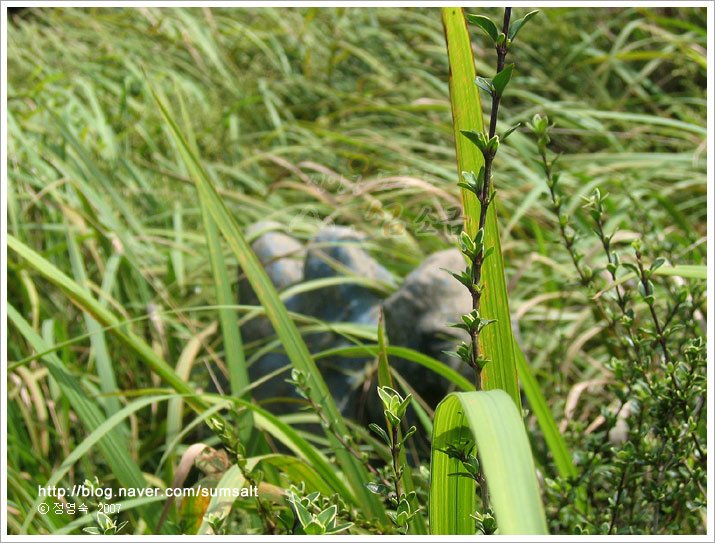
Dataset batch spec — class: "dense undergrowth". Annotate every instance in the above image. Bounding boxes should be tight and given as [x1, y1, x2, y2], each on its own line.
[6, 6, 707, 535]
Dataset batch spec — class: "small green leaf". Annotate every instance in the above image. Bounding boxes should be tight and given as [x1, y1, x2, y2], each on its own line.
[474, 76, 495, 95]
[501, 123, 521, 141]
[460, 129, 488, 153]
[316, 505, 337, 527]
[466, 14, 499, 43]
[377, 386, 396, 408]
[304, 520, 326, 535]
[492, 64, 514, 97]
[650, 257, 666, 272]
[508, 10, 539, 41]
[457, 181, 478, 195]
[292, 498, 313, 528]
[402, 426, 417, 445]
[365, 482, 390, 496]
[325, 522, 354, 534]
[397, 394, 413, 418]
[385, 410, 401, 427]
[369, 423, 392, 447]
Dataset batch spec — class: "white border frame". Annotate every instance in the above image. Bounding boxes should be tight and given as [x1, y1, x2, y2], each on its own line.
[1, 1, 712, 541]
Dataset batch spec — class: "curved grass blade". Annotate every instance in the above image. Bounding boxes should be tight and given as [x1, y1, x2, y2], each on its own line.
[202, 207, 250, 399]
[253, 454, 334, 496]
[429, 390, 547, 535]
[196, 465, 246, 534]
[314, 344, 474, 392]
[65, 223, 123, 422]
[514, 345, 576, 481]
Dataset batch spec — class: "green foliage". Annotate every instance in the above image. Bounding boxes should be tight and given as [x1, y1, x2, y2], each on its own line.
[6, 5, 706, 536]
[442, 5, 522, 406]
[429, 391, 547, 535]
[530, 115, 707, 535]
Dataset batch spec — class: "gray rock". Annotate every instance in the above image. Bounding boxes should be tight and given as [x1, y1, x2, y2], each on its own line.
[298, 226, 397, 414]
[383, 248, 473, 408]
[241, 221, 304, 305]
[242, 225, 395, 418]
[302, 226, 396, 325]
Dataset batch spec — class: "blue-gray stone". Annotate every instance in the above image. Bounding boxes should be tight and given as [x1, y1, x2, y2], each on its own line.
[382, 248, 473, 407]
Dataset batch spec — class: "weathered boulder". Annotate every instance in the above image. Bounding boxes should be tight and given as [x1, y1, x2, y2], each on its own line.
[382, 248, 473, 408]
[231, 224, 476, 424]
[299, 226, 397, 413]
[242, 224, 395, 416]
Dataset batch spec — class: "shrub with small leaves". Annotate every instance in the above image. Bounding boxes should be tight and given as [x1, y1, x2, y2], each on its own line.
[366, 386, 420, 534]
[531, 116, 707, 535]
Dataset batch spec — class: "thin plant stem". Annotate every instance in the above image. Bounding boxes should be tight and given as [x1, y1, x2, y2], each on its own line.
[467, 7, 511, 392]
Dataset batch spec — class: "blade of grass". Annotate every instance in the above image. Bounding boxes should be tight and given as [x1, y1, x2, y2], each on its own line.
[201, 206, 250, 398]
[315, 344, 475, 392]
[175, 83, 251, 403]
[8, 305, 168, 534]
[8, 234, 211, 415]
[172, 200, 185, 292]
[514, 345, 577, 480]
[430, 390, 547, 535]
[166, 321, 218, 452]
[65, 221, 123, 422]
[196, 465, 246, 534]
[254, 454, 334, 496]
[442, 7, 521, 407]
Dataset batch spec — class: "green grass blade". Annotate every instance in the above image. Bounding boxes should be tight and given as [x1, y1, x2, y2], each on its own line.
[202, 206, 249, 398]
[7, 234, 209, 413]
[172, 200, 185, 292]
[8, 305, 167, 534]
[64, 222, 123, 422]
[149, 80, 385, 520]
[442, 7, 521, 407]
[514, 345, 576, 480]
[253, 454, 335, 496]
[166, 322, 217, 453]
[196, 465, 246, 534]
[430, 390, 547, 535]
[201, 206, 254, 444]
[315, 344, 475, 392]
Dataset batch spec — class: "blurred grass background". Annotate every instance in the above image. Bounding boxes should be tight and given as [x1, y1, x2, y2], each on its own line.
[6, 6, 707, 534]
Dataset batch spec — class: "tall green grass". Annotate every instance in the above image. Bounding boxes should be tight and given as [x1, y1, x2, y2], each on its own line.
[6, 6, 706, 535]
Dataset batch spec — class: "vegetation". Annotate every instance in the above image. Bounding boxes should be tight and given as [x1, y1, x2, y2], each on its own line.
[6, 5, 707, 535]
